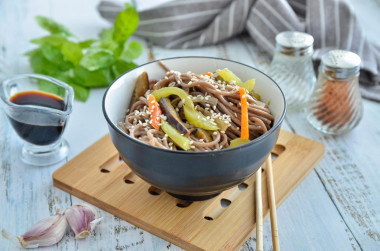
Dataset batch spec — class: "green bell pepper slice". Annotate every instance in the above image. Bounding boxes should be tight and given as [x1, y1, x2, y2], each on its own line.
[184, 106, 219, 130]
[229, 138, 250, 148]
[152, 87, 194, 109]
[161, 120, 191, 151]
[216, 69, 255, 92]
[152, 87, 219, 131]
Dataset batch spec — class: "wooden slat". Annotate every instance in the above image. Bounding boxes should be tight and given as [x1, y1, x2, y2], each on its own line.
[53, 130, 324, 251]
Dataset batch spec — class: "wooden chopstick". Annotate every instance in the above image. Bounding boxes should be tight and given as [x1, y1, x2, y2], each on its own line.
[256, 167, 263, 251]
[266, 154, 280, 251]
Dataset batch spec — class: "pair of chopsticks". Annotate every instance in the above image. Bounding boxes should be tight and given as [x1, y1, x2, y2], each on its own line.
[256, 153, 280, 251]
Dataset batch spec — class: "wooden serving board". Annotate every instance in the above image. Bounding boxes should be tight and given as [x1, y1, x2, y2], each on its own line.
[53, 130, 324, 251]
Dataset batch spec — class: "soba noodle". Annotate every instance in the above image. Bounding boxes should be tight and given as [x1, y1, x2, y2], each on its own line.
[119, 65, 274, 151]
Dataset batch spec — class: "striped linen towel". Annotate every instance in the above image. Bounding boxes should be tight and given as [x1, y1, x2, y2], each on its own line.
[98, 0, 380, 101]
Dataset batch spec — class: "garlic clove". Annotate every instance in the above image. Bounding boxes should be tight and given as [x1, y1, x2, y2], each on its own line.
[2, 213, 67, 248]
[64, 204, 103, 239]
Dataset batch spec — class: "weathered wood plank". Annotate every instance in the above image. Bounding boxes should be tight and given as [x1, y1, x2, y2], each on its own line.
[285, 99, 380, 250]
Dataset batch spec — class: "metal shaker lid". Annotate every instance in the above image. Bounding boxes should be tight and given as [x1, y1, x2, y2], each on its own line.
[321, 50, 361, 79]
[275, 31, 314, 56]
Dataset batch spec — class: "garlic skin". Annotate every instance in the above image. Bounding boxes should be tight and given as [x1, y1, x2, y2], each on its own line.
[2, 213, 67, 248]
[64, 204, 103, 239]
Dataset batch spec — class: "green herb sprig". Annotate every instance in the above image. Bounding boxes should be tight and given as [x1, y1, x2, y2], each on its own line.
[25, 3, 143, 101]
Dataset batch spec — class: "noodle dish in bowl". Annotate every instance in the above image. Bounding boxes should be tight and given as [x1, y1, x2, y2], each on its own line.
[103, 57, 286, 201]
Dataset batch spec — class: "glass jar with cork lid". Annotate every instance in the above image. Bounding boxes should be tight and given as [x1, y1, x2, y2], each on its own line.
[306, 50, 363, 135]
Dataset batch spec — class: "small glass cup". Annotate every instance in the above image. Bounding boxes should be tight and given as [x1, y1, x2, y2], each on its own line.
[0, 74, 74, 166]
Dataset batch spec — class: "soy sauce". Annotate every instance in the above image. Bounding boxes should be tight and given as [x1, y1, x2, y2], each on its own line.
[9, 91, 66, 145]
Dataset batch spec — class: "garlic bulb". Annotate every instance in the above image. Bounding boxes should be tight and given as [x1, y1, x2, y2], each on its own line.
[64, 204, 103, 239]
[1, 213, 67, 248]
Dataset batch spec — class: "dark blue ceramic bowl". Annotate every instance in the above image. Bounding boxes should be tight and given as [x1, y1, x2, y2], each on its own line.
[103, 57, 286, 201]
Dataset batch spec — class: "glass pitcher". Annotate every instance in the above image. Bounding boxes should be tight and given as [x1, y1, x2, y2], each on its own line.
[0, 74, 74, 166]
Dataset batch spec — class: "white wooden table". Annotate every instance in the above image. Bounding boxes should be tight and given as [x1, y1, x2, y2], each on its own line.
[1, 0, 379, 250]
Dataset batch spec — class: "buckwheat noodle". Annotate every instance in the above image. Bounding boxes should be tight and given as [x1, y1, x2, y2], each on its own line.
[119, 63, 274, 151]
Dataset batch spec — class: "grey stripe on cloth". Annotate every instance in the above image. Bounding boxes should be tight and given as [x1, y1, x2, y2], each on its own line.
[98, 0, 380, 101]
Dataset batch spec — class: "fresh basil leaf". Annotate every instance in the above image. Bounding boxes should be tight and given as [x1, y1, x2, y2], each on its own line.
[42, 73, 89, 101]
[120, 41, 143, 62]
[29, 49, 61, 74]
[100, 28, 114, 41]
[37, 78, 66, 98]
[74, 66, 113, 87]
[40, 44, 72, 71]
[35, 16, 73, 37]
[113, 3, 139, 44]
[41, 44, 64, 63]
[30, 34, 68, 47]
[68, 81, 90, 102]
[99, 40, 118, 51]
[28, 4, 142, 103]
[80, 49, 115, 71]
[24, 48, 40, 57]
[113, 44, 124, 58]
[112, 60, 138, 78]
[62, 41, 82, 66]
[79, 39, 96, 48]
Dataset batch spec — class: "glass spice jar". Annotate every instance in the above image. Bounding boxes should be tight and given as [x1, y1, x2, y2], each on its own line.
[306, 50, 363, 135]
[267, 31, 316, 110]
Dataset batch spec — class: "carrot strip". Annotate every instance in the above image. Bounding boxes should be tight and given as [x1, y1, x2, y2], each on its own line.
[239, 87, 249, 140]
[202, 72, 213, 78]
[148, 95, 162, 130]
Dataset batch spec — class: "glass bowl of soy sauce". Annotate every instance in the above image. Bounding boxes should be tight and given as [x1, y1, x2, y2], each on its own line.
[0, 74, 74, 166]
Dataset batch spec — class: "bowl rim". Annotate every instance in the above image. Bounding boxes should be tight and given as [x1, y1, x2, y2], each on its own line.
[103, 56, 287, 155]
